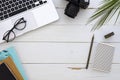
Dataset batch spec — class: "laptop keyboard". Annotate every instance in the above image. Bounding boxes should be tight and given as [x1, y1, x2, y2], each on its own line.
[0, 0, 47, 21]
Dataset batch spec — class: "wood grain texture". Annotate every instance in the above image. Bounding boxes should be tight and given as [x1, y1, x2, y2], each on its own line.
[52, 0, 102, 8]
[23, 64, 120, 80]
[0, 0, 120, 79]
[10, 25, 120, 42]
[0, 42, 119, 63]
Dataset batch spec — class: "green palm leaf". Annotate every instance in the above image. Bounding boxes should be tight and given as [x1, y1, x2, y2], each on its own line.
[88, 0, 120, 31]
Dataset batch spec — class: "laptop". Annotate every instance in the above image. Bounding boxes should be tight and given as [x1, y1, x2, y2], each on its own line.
[0, 0, 59, 43]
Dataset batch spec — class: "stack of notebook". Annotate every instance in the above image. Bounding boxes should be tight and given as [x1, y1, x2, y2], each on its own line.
[0, 47, 27, 80]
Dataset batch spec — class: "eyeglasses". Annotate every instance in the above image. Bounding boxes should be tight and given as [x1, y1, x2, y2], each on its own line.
[3, 17, 27, 42]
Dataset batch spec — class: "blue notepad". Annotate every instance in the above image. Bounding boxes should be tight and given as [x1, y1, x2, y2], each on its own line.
[0, 47, 28, 80]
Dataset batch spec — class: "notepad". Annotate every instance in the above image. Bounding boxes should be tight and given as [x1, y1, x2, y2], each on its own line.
[0, 47, 28, 80]
[92, 43, 115, 72]
[0, 63, 16, 80]
[0, 57, 24, 80]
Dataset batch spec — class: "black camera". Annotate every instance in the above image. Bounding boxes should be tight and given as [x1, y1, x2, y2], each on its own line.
[65, 0, 90, 18]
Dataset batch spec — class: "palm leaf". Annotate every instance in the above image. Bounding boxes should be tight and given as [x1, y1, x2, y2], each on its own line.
[88, 0, 120, 31]
[115, 8, 120, 23]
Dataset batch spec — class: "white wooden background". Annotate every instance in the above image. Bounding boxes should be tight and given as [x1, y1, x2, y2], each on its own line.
[0, 0, 120, 80]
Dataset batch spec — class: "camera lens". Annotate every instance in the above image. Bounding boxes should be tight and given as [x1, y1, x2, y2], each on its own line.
[65, 3, 80, 18]
[79, 0, 89, 9]
[69, 0, 80, 6]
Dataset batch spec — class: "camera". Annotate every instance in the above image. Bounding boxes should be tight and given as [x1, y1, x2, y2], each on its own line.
[65, 0, 90, 18]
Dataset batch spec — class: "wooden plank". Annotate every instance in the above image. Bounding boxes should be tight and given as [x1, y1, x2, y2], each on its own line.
[52, 0, 102, 8]
[95, 26, 120, 43]
[53, 9, 120, 25]
[14, 25, 93, 42]
[10, 25, 120, 42]
[0, 42, 119, 63]
[23, 64, 120, 80]
[54, 9, 95, 25]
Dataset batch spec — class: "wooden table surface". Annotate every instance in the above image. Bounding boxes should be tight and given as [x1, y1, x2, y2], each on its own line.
[0, 0, 120, 80]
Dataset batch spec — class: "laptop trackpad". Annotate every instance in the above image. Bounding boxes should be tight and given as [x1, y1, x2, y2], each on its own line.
[11, 11, 37, 36]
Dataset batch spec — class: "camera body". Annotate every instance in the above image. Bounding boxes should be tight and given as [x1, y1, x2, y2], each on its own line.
[65, 0, 90, 18]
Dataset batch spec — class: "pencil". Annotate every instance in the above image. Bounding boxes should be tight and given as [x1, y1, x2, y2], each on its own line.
[86, 34, 94, 69]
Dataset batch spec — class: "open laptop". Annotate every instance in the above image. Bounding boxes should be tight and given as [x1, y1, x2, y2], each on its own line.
[0, 0, 59, 43]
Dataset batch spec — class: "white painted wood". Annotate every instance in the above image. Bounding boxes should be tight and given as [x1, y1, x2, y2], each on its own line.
[0, 43, 91, 64]
[53, 9, 120, 25]
[52, 0, 102, 8]
[23, 64, 120, 80]
[14, 25, 93, 42]
[95, 26, 120, 43]
[0, 0, 120, 80]
[0, 43, 119, 63]
[54, 9, 95, 25]
[9, 25, 120, 43]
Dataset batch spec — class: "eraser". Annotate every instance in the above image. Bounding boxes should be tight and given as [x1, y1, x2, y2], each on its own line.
[104, 32, 115, 39]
